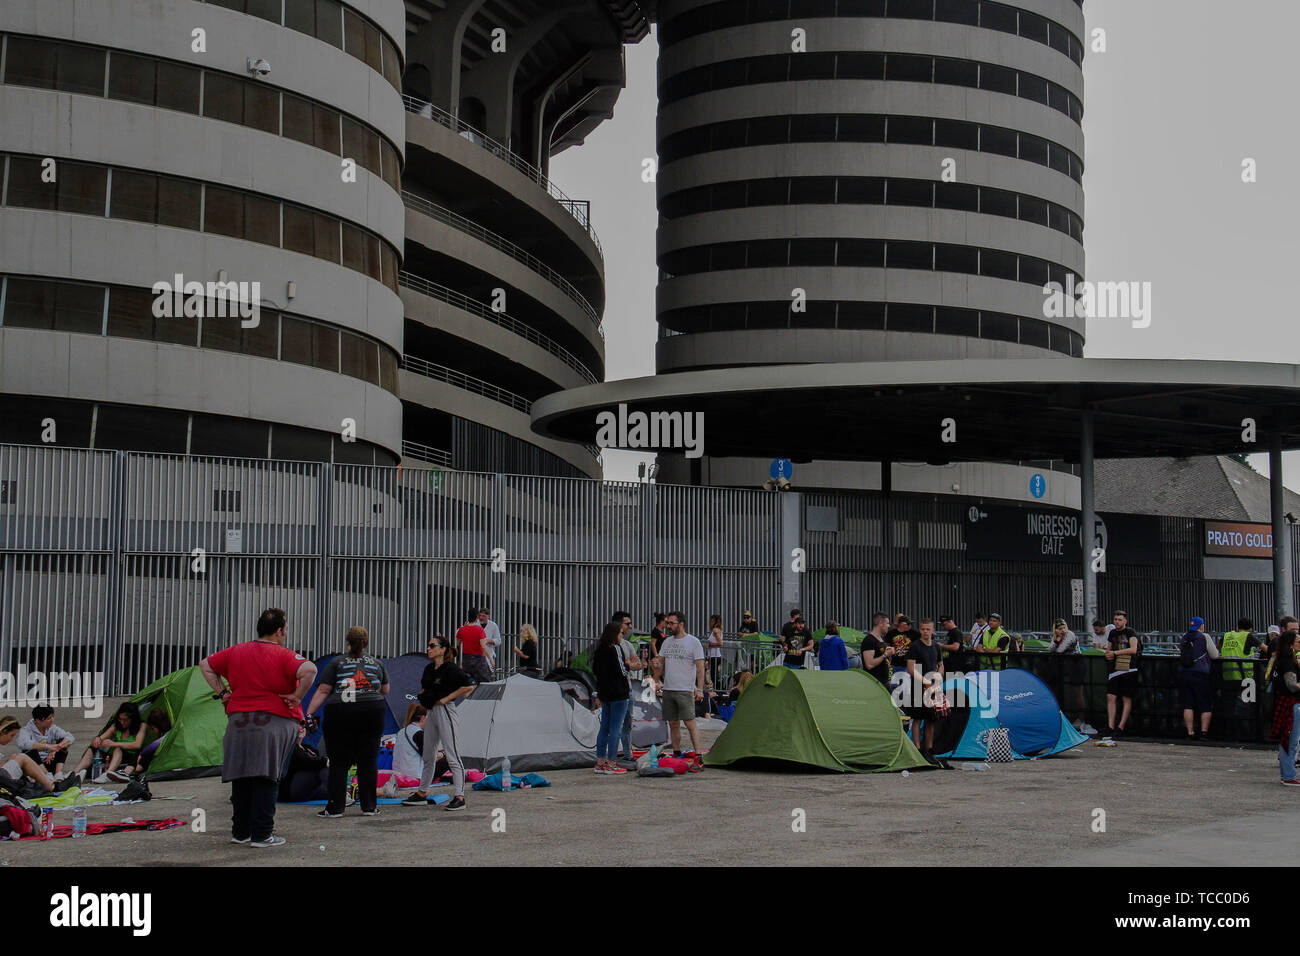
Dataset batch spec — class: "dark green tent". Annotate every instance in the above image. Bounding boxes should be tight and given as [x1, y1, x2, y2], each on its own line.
[129, 666, 228, 779]
[704, 666, 929, 773]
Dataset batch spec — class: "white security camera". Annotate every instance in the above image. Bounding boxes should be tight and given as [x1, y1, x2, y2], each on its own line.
[247, 58, 271, 76]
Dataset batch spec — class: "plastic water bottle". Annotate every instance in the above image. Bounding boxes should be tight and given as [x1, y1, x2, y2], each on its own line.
[501, 756, 511, 791]
[91, 752, 103, 781]
[71, 792, 88, 839]
[648, 743, 659, 769]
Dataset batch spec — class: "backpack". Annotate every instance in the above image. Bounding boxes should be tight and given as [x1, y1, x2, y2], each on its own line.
[1179, 636, 1196, 668]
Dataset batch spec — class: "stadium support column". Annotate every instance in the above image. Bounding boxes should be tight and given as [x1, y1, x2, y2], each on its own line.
[1271, 431, 1294, 620]
[780, 491, 802, 623]
[1080, 409, 1098, 628]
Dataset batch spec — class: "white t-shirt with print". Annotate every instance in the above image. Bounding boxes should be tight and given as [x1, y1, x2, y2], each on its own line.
[660, 634, 705, 692]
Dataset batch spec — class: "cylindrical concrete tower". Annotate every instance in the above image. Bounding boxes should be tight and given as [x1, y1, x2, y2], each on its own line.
[0, 0, 408, 463]
[654, 0, 1085, 373]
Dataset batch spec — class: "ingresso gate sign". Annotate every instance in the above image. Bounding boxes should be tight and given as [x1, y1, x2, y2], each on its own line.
[964, 504, 1161, 564]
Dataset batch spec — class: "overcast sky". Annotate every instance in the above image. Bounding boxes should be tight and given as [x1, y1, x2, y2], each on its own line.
[549, 0, 1300, 488]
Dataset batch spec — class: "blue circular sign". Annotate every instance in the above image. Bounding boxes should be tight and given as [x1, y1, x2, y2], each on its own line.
[770, 458, 793, 480]
[1030, 473, 1046, 499]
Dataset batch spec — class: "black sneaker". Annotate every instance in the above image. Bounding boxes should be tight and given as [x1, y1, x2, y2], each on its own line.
[401, 793, 429, 806]
[444, 796, 466, 812]
[316, 808, 343, 818]
[361, 807, 381, 817]
[54, 773, 81, 793]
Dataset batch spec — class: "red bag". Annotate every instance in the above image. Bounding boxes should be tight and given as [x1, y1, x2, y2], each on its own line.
[657, 756, 690, 775]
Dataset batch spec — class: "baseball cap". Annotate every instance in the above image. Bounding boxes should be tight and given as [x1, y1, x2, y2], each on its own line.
[1269, 624, 1281, 635]
[743, 610, 754, 617]
[989, 612, 1002, 621]
[1189, 616, 1204, 630]
[897, 615, 912, 625]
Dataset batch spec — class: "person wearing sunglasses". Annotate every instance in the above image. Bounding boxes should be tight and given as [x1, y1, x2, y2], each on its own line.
[403, 635, 474, 811]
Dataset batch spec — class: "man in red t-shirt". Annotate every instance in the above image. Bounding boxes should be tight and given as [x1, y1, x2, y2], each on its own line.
[199, 608, 315, 848]
[455, 608, 492, 683]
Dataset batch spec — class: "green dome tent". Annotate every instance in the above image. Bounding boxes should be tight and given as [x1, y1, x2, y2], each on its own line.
[704, 666, 930, 773]
[128, 665, 229, 779]
[812, 626, 867, 650]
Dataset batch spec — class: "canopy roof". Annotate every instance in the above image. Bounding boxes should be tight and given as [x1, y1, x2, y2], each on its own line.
[532, 359, 1300, 464]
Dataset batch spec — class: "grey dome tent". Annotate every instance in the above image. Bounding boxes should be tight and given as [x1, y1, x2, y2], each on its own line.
[456, 674, 600, 772]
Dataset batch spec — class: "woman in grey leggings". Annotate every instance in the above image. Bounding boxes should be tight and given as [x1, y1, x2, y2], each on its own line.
[403, 635, 474, 811]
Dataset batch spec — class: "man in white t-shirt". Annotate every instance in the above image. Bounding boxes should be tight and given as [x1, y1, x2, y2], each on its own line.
[654, 611, 705, 757]
[477, 607, 502, 670]
[1089, 619, 1114, 650]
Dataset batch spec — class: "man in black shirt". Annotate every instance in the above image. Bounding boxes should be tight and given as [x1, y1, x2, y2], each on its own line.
[905, 619, 944, 757]
[782, 614, 814, 669]
[938, 615, 964, 660]
[738, 611, 759, 634]
[860, 612, 896, 687]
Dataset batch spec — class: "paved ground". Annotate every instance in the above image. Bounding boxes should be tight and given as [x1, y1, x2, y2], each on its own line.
[2, 700, 1289, 866]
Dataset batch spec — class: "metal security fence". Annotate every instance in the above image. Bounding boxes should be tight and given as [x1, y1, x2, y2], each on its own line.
[0, 442, 1297, 701]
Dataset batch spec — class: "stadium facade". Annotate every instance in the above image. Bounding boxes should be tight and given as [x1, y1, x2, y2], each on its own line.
[0, 0, 646, 479]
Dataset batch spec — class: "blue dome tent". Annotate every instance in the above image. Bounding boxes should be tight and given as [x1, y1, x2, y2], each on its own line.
[932, 668, 1087, 759]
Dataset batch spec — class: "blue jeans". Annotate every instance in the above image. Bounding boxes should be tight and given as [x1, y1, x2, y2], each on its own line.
[620, 696, 633, 757]
[597, 699, 630, 761]
[1280, 703, 1300, 781]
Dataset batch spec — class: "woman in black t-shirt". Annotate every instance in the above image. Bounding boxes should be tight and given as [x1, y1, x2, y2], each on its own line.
[403, 635, 474, 811]
[515, 623, 541, 676]
[593, 623, 631, 775]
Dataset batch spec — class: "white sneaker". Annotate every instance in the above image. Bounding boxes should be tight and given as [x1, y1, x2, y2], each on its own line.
[381, 776, 398, 798]
[1079, 722, 1098, 735]
[91, 773, 110, 784]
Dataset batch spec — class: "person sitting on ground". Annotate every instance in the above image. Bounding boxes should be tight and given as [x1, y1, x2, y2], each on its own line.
[17, 705, 75, 780]
[0, 715, 80, 794]
[70, 702, 149, 783]
[722, 670, 754, 705]
[391, 704, 448, 786]
[278, 722, 330, 803]
[819, 622, 850, 671]
[135, 709, 172, 775]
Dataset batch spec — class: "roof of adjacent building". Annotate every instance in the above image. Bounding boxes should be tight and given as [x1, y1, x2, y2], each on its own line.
[1096, 455, 1300, 521]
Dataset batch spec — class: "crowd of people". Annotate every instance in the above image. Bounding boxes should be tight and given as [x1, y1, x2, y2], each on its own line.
[5, 599, 1295, 849]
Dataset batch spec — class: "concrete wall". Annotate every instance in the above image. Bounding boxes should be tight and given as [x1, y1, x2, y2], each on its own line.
[0, 0, 406, 458]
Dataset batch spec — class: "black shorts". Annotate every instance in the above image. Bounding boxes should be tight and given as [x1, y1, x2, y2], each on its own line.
[1108, 671, 1139, 699]
[1178, 670, 1212, 714]
[904, 706, 938, 721]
